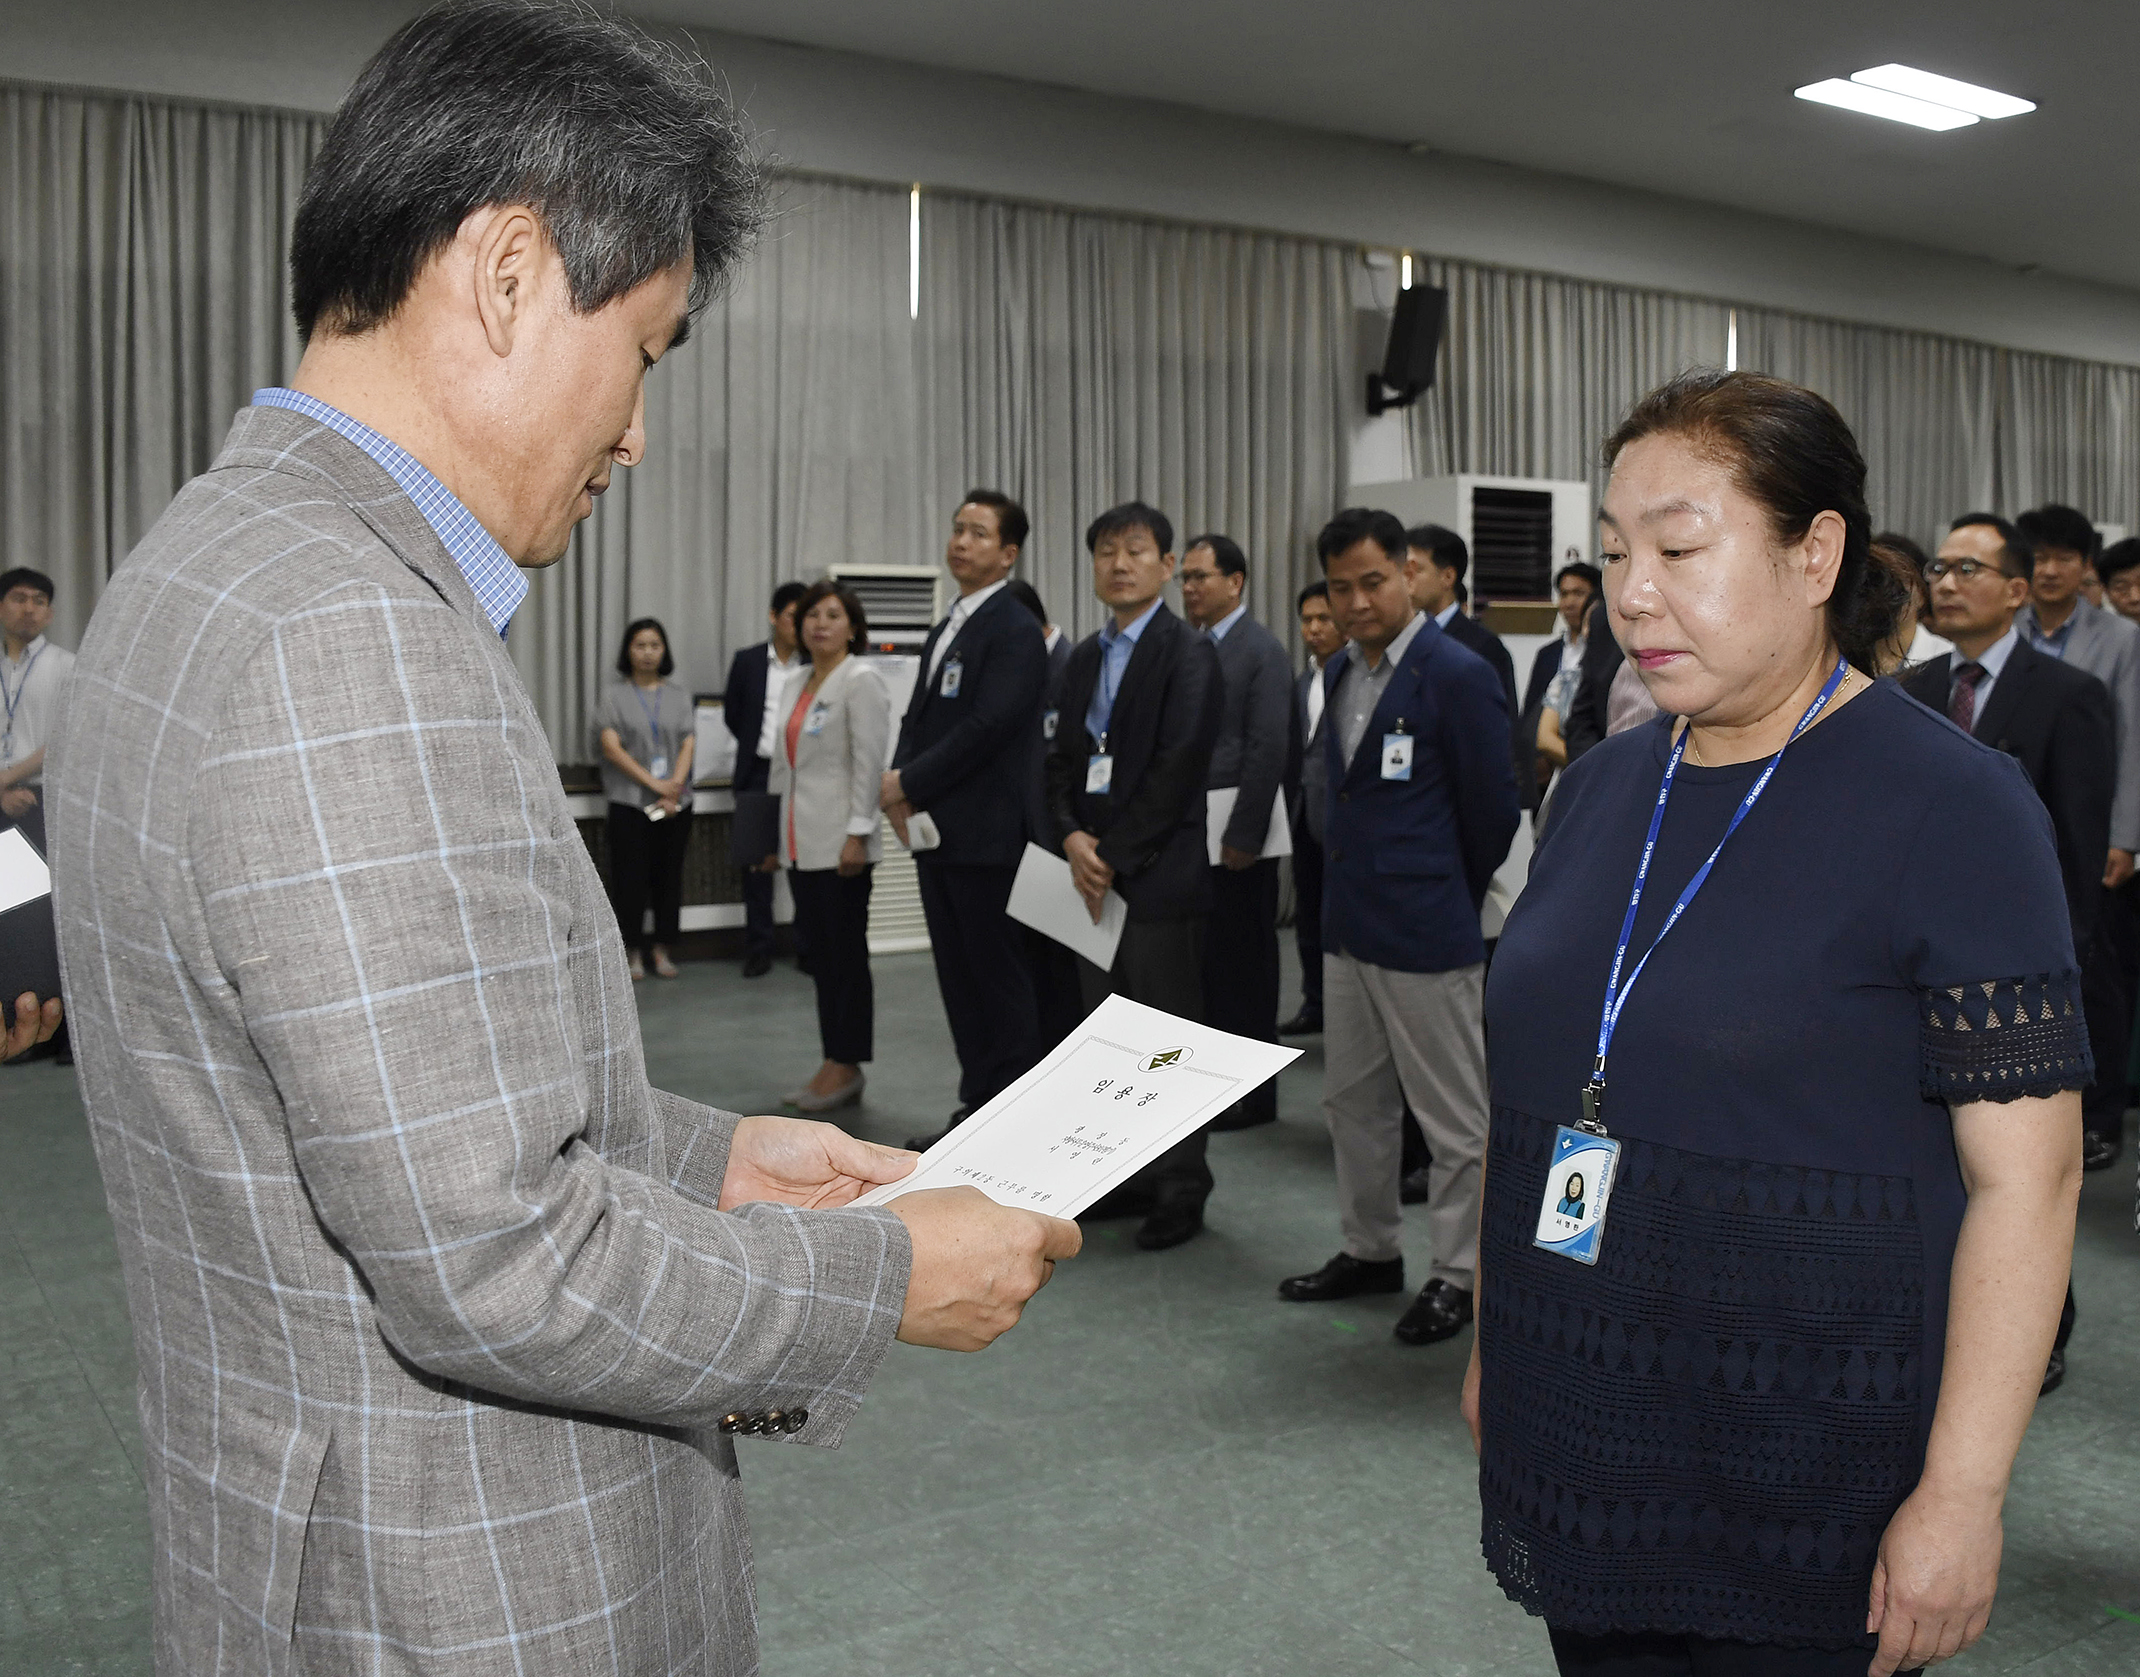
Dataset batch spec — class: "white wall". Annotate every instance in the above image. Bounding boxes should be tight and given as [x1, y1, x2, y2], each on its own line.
[8, 0, 2140, 366]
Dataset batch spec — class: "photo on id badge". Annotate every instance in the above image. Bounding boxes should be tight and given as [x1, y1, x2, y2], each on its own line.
[1533, 1127, 1618, 1264]
[1381, 727, 1412, 780]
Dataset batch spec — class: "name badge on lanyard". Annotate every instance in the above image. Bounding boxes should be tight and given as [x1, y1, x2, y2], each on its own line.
[1043, 708, 1060, 742]
[1380, 722, 1413, 782]
[940, 655, 963, 699]
[1553, 657, 1849, 1266]
[1086, 748, 1114, 795]
[1532, 1127, 1620, 1265]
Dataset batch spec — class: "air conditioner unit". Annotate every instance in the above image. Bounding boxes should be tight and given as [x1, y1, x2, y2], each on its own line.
[1349, 475, 1592, 602]
[826, 564, 944, 655]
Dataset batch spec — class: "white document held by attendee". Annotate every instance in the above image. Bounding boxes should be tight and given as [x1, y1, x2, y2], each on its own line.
[852, 993, 1300, 1217]
[0, 826, 51, 914]
[1204, 787, 1293, 866]
[1005, 841, 1125, 969]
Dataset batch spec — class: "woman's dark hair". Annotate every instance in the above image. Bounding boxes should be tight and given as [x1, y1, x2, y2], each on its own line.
[615, 616, 674, 677]
[793, 580, 869, 654]
[291, 0, 764, 340]
[1604, 370, 1900, 675]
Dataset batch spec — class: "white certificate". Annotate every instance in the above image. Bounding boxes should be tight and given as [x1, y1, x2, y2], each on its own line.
[1204, 786, 1293, 866]
[0, 826, 51, 914]
[852, 993, 1300, 1217]
[1005, 841, 1125, 970]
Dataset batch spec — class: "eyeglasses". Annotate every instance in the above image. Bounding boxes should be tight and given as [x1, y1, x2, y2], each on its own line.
[1923, 558, 2018, 582]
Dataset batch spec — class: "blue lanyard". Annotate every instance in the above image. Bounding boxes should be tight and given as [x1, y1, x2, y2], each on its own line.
[1581, 657, 1849, 1133]
[1, 643, 43, 755]
[633, 684, 664, 753]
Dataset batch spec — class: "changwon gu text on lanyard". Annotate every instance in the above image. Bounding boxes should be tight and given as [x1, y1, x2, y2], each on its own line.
[1532, 657, 1849, 1266]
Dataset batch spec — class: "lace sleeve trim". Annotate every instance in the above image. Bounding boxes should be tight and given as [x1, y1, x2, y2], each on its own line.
[1919, 970, 2092, 1104]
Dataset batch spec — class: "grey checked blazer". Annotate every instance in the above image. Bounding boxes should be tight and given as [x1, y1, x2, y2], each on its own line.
[49, 406, 913, 1676]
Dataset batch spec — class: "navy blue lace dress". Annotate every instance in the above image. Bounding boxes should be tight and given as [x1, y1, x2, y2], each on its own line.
[1479, 680, 2089, 1649]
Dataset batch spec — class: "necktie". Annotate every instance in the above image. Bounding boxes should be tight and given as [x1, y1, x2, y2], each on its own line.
[1949, 661, 1985, 733]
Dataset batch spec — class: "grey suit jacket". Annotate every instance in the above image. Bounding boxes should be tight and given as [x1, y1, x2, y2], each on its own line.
[48, 406, 912, 1675]
[1204, 612, 1293, 854]
[766, 655, 890, 870]
[2024, 598, 2140, 852]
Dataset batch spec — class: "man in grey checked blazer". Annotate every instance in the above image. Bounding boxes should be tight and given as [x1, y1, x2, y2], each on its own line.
[47, 6, 1075, 1672]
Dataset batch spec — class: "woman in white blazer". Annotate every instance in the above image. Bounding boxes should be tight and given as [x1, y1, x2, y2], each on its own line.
[763, 580, 888, 1112]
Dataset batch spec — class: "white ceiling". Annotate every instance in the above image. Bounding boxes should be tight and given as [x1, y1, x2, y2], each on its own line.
[632, 0, 2140, 293]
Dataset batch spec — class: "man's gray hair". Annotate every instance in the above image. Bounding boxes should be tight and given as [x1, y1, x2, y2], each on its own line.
[290, 0, 764, 339]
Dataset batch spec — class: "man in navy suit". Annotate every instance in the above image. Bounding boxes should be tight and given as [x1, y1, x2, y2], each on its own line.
[1281, 580, 1344, 1036]
[1279, 508, 1518, 1345]
[720, 580, 806, 977]
[1004, 578, 1085, 1056]
[1179, 533, 1294, 1130]
[885, 491, 1048, 1148]
[1045, 501, 1223, 1250]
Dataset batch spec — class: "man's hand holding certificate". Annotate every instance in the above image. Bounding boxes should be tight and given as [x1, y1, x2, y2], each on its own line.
[856, 995, 1300, 1219]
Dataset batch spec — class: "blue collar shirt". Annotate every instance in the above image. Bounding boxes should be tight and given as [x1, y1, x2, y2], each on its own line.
[2022, 603, 2078, 662]
[1084, 597, 1164, 746]
[1205, 603, 1248, 642]
[251, 387, 529, 637]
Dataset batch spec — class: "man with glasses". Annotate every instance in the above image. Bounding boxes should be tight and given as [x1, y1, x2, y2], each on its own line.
[2100, 538, 2140, 627]
[1903, 513, 2113, 1396]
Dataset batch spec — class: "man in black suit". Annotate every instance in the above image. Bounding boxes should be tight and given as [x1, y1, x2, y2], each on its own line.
[1046, 501, 1223, 1250]
[1282, 580, 1344, 1036]
[1004, 577, 1085, 1055]
[885, 490, 1048, 1149]
[1406, 525, 1520, 779]
[1900, 511, 2113, 1399]
[720, 580, 806, 977]
[1519, 562, 1600, 809]
[1179, 533, 1293, 1130]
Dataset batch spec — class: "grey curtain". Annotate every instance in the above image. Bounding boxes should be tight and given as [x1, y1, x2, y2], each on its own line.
[1403, 258, 1733, 499]
[1, 82, 319, 650]
[915, 190, 1356, 647]
[10, 75, 2140, 759]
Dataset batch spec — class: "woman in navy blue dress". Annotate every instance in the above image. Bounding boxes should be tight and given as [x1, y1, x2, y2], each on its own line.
[1467, 372, 2086, 1677]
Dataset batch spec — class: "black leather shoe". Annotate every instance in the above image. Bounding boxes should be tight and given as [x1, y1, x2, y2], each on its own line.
[2040, 1347, 2066, 1396]
[1278, 1009, 1323, 1037]
[1134, 1196, 1205, 1250]
[1278, 1252, 1405, 1302]
[2081, 1132, 2120, 1172]
[741, 952, 772, 979]
[1399, 1166, 1434, 1205]
[1210, 1103, 1275, 1132]
[1081, 1183, 1156, 1220]
[903, 1109, 969, 1153]
[1393, 1279, 1474, 1345]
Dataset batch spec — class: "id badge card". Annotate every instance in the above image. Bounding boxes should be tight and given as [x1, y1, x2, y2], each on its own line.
[649, 755, 669, 780]
[1043, 708, 1060, 742]
[940, 657, 963, 698]
[803, 703, 829, 737]
[1532, 1125, 1620, 1265]
[1381, 732, 1414, 781]
[1086, 754, 1114, 795]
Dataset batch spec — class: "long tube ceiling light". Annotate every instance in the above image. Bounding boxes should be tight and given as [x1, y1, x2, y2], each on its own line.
[1794, 63, 2035, 131]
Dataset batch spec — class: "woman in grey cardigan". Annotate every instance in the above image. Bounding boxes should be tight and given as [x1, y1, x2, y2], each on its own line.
[596, 618, 696, 981]
[763, 581, 888, 1112]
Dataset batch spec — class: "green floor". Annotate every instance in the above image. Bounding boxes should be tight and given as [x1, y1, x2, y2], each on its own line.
[4, 947, 2137, 1675]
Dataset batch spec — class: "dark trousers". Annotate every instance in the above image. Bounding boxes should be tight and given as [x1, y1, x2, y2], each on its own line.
[1022, 922, 1088, 1057]
[788, 866, 874, 1065]
[916, 858, 1037, 1110]
[1292, 822, 1324, 1016]
[1549, 1628, 1915, 1677]
[606, 802, 690, 955]
[1078, 916, 1213, 1204]
[1203, 858, 1281, 1125]
[742, 869, 775, 959]
[2079, 926, 2128, 1144]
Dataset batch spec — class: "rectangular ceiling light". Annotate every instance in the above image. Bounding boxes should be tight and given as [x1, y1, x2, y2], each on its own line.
[1793, 77, 1978, 131]
[1851, 64, 2035, 120]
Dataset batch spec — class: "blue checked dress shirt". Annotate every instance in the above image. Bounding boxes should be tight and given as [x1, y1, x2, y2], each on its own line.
[1083, 597, 1163, 745]
[251, 387, 529, 636]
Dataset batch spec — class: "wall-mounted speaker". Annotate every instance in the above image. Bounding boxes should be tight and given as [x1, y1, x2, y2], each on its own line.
[1367, 284, 1448, 415]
